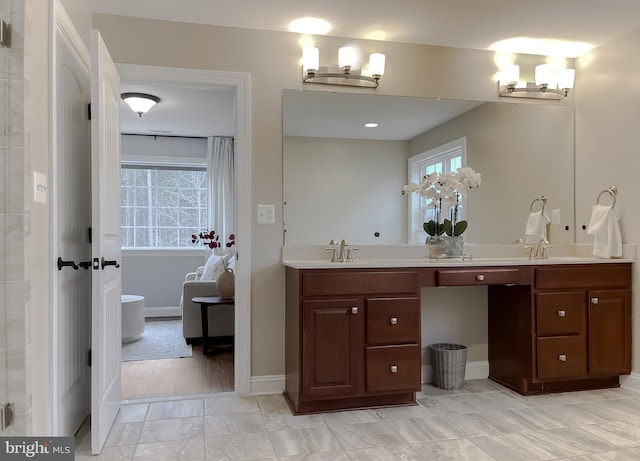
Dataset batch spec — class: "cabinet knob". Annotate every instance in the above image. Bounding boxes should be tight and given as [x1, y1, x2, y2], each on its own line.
[476, 274, 485, 281]
[557, 310, 566, 317]
[390, 317, 398, 325]
[390, 365, 398, 373]
[591, 297, 599, 305]
[558, 354, 567, 362]
[351, 306, 358, 314]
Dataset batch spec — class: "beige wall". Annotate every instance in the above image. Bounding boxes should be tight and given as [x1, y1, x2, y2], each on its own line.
[575, 28, 640, 374]
[92, 13, 574, 379]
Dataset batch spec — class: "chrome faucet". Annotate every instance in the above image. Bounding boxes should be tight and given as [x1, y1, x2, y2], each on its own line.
[525, 238, 551, 259]
[326, 239, 358, 262]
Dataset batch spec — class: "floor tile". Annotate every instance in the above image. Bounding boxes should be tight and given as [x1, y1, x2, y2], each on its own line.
[268, 426, 343, 457]
[80, 379, 640, 461]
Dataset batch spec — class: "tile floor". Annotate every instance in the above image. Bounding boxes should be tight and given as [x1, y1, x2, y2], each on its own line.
[75, 379, 640, 460]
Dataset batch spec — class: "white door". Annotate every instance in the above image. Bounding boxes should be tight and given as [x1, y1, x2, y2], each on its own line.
[90, 29, 122, 455]
[53, 3, 92, 436]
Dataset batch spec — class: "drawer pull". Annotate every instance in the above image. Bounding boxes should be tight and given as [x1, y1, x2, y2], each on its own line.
[591, 297, 599, 305]
[557, 310, 566, 317]
[476, 274, 485, 281]
[390, 365, 398, 373]
[558, 354, 567, 362]
[390, 317, 398, 325]
[351, 306, 358, 314]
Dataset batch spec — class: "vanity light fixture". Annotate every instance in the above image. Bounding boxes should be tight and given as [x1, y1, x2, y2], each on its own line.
[302, 46, 385, 88]
[498, 64, 575, 100]
[121, 92, 161, 117]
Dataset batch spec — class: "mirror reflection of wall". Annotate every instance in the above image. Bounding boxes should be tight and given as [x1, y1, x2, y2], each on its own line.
[283, 89, 574, 246]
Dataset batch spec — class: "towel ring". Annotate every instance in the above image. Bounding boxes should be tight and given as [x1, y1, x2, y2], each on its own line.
[596, 186, 617, 208]
[530, 195, 547, 212]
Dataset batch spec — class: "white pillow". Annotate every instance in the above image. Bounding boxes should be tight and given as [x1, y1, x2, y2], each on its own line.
[201, 253, 226, 281]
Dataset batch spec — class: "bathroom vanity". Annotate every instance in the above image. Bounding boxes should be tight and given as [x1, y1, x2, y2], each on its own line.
[284, 252, 632, 414]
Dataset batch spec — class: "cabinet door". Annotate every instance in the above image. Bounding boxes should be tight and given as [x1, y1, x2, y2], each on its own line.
[589, 290, 631, 376]
[302, 299, 364, 398]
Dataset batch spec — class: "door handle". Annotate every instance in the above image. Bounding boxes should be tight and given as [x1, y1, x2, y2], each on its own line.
[101, 257, 120, 269]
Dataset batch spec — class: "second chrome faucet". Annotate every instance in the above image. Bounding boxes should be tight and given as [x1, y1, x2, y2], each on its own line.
[326, 239, 358, 262]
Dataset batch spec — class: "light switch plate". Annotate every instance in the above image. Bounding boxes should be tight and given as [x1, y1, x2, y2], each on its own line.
[552, 208, 561, 225]
[257, 204, 275, 224]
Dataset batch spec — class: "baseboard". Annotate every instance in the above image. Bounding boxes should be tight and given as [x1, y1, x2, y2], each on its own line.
[422, 360, 489, 383]
[145, 306, 181, 318]
[621, 372, 640, 393]
[250, 375, 285, 395]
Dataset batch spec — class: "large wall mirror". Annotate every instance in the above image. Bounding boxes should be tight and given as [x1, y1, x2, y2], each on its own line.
[283, 89, 574, 246]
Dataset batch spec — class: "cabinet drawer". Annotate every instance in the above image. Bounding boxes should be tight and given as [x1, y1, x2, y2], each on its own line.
[537, 292, 585, 336]
[537, 336, 587, 379]
[366, 344, 421, 393]
[536, 265, 631, 289]
[366, 298, 420, 345]
[437, 268, 519, 286]
[302, 271, 419, 296]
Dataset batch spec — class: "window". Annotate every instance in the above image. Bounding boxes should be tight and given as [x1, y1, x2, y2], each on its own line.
[121, 166, 207, 248]
[407, 137, 466, 243]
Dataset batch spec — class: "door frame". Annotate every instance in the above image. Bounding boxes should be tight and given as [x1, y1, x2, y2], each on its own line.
[117, 64, 252, 395]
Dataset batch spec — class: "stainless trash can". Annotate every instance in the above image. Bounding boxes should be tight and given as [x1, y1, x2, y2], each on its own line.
[430, 343, 467, 390]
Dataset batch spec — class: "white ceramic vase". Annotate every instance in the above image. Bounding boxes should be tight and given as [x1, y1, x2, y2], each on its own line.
[216, 267, 235, 300]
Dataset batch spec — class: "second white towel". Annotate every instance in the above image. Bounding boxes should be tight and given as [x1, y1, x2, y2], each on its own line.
[525, 210, 550, 244]
[587, 204, 622, 258]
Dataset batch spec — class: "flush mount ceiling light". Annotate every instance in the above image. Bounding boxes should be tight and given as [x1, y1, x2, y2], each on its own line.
[121, 92, 161, 117]
[302, 46, 385, 88]
[498, 63, 575, 100]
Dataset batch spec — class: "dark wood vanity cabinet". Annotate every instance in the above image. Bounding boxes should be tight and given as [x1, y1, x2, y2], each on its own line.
[286, 261, 632, 412]
[285, 268, 421, 414]
[488, 263, 631, 395]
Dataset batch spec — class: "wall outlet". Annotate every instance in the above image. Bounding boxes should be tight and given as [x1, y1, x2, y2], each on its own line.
[257, 204, 275, 224]
[552, 208, 561, 225]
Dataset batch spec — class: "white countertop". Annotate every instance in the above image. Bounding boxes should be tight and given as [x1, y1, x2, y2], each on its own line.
[282, 243, 636, 270]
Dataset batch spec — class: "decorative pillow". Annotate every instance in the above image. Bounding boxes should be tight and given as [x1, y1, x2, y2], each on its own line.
[201, 253, 226, 281]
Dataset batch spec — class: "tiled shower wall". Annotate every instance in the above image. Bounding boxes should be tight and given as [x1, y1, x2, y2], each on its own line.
[1, 0, 31, 435]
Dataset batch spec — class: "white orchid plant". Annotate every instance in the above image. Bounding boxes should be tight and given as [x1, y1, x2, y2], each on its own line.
[402, 167, 481, 237]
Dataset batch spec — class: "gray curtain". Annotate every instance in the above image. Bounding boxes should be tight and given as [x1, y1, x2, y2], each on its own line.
[207, 136, 235, 242]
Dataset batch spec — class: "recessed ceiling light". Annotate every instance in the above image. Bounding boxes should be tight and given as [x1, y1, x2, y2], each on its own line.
[288, 17, 332, 35]
[489, 37, 593, 58]
[364, 122, 379, 128]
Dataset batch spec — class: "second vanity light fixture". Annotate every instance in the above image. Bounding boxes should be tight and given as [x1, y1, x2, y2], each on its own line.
[302, 46, 386, 88]
[498, 64, 575, 100]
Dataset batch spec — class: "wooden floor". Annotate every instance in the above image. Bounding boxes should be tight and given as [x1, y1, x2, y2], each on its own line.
[121, 343, 234, 399]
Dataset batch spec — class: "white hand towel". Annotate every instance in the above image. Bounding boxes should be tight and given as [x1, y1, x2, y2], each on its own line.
[524, 210, 550, 244]
[587, 205, 622, 258]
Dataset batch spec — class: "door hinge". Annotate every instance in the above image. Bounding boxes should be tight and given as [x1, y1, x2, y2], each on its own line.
[0, 20, 11, 48]
[88, 349, 91, 367]
[0, 401, 14, 430]
[87, 103, 91, 120]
